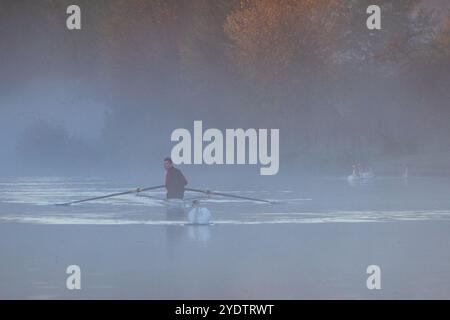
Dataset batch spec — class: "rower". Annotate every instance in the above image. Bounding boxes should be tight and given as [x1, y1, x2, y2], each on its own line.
[164, 157, 188, 200]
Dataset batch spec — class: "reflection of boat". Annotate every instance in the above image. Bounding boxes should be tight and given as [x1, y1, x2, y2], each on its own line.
[165, 199, 186, 220]
[165, 198, 185, 208]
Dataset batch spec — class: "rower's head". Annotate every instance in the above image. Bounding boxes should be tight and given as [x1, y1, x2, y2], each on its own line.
[163, 157, 173, 171]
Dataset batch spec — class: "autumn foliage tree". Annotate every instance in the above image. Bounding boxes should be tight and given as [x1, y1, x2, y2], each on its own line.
[224, 0, 343, 92]
[3, 0, 450, 174]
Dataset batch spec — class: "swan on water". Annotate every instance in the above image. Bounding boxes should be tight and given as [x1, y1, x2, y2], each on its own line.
[347, 164, 375, 184]
[347, 165, 359, 183]
[188, 200, 211, 225]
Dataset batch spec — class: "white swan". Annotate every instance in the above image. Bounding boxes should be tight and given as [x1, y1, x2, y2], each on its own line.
[347, 165, 359, 183]
[347, 165, 375, 185]
[187, 200, 211, 225]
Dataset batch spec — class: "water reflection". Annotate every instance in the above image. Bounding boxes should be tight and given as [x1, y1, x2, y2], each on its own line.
[187, 225, 211, 242]
[164, 207, 212, 262]
[165, 206, 185, 221]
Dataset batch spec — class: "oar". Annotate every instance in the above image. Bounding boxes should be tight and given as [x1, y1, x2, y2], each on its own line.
[185, 188, 276, 204]
[55, 185, 165, 206]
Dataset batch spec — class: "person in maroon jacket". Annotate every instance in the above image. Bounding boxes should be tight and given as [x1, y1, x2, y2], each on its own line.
[163, 157, 188, 199]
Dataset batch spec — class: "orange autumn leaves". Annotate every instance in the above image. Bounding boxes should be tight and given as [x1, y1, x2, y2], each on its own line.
[224, 0, 343, 89]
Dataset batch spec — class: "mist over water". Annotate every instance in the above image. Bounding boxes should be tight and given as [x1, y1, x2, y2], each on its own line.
[1, 0, 450, 181]
[2, 1, 450, 300]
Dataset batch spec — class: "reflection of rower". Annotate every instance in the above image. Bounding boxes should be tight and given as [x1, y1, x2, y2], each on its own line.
[164, 157, 188, 200]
